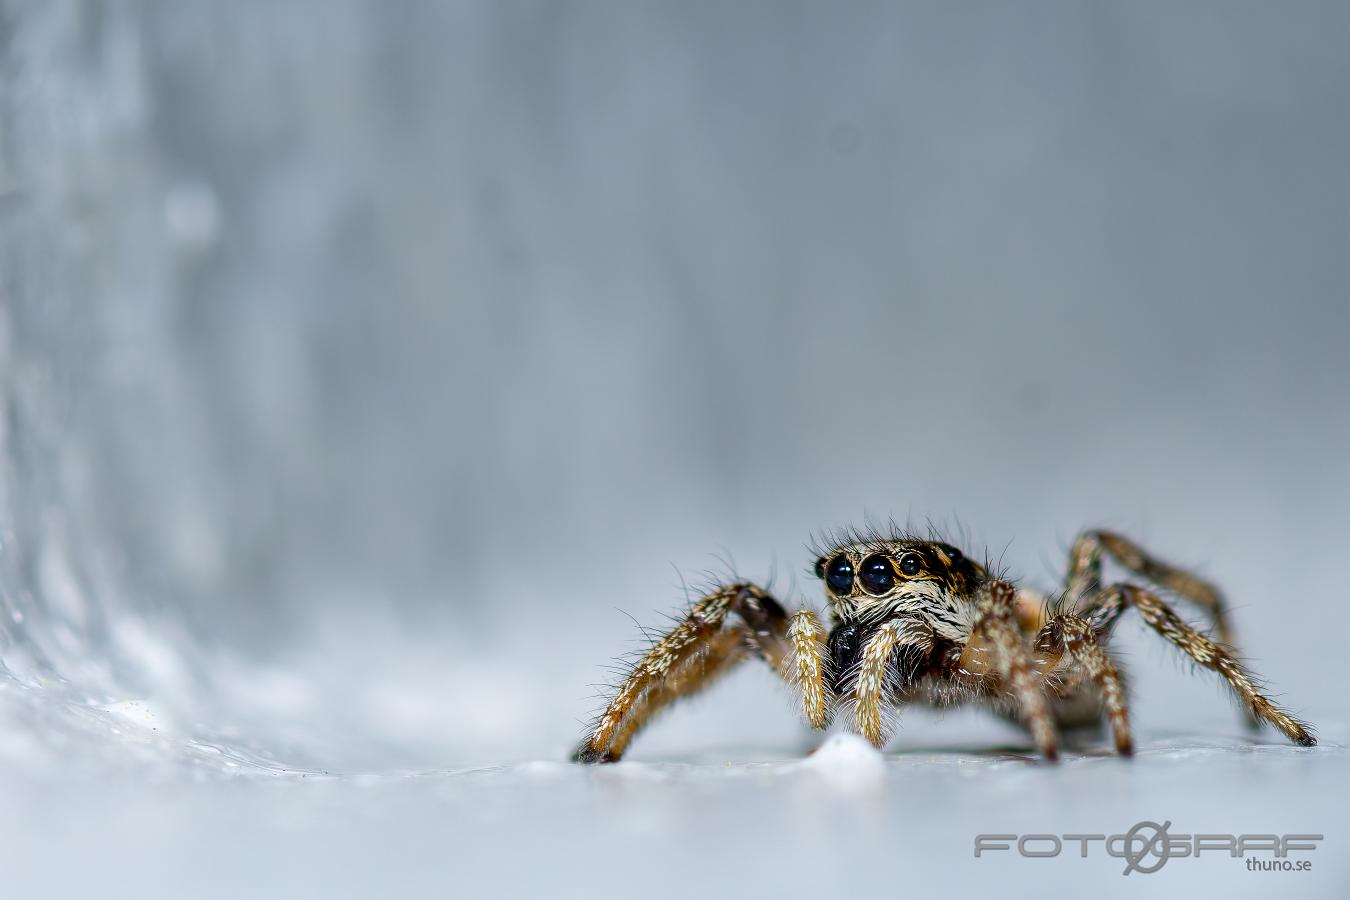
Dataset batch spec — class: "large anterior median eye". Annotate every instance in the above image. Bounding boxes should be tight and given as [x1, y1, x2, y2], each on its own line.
[825, 556, 854, 594]
[859, 554, 895, 594]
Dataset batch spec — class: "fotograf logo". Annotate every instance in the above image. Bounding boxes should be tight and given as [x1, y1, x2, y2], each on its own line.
[974, 821, 1322, 876]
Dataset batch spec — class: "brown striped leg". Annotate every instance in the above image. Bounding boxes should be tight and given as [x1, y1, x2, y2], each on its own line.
[785, 610, 831, 730]
[853, 619, 934, 748]
[960, 580, 1060, 761]
[597, 626, 749, 761]
[1066, 530, 1237, 649]
[1066, 530, 1260, 729]
[573, 583, 796, 763]
[1086, 583, 1315, 747]
[1038, 614, 1132, 755]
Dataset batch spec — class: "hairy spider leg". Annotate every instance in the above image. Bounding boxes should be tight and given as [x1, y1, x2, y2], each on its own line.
[1033, 613, 1133, 754]
[1082, 582, 1315, 746]
[574, 583, 806, 763]
[958, 580, 1060, 760]
[1065, 530, 1239, 650]
[852, 619, 935, 747]
[785, 610, 831, 730]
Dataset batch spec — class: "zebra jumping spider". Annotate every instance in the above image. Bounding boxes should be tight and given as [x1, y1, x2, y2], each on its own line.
[573, 527, 1315, 762]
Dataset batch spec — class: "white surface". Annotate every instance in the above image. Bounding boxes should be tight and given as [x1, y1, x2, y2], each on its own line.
[2, 708, 1344, 900]
[1, 650, 1345, 900]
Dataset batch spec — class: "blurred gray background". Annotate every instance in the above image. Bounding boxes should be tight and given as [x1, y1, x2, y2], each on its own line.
[2, 1, 1350, 884]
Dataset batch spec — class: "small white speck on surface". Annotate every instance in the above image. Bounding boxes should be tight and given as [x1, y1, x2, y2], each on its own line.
[796, 733, 887, 787]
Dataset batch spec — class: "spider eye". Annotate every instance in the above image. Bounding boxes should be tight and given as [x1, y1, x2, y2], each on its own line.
[899, 552, 923, 576]
[825, 556, 854, 594]
[813, 557, 826, 579]
[859, 555, 895, 595]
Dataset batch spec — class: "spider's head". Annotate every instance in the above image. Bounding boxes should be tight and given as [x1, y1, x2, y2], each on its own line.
[811, 537, 985, 620]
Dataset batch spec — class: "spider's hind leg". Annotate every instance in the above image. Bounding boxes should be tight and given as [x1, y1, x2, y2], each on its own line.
[1066, 530, 1258, 729]
[1067, 530, 1238, 649]
[1084, 583, 1316, 747]
[574, 583, 810, 763]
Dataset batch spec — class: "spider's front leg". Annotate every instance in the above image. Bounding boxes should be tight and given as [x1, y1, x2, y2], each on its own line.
[785, 609, 832, 730]
[573, 582, 827, 763]
[960, 580, 1060, 761]
[850, 618, 935, 748]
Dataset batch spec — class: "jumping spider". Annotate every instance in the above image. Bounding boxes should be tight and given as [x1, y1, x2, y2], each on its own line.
[573, 528, 1315, 763]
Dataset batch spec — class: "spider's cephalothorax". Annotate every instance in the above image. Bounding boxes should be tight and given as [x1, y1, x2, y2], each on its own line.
[572, 528, 1316, 763]
[813, 538, 984, 635]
